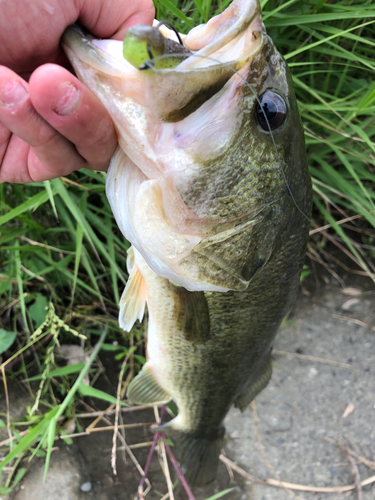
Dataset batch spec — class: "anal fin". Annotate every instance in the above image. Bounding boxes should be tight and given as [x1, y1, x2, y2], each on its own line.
[234, 356, 273, 412]
[127, 363, 171, 405]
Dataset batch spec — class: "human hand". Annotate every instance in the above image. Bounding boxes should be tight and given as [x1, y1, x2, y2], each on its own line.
[0, 0, 154, 183]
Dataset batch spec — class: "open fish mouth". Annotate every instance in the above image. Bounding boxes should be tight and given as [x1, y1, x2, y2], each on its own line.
[62, 0, 265, 122]
[62, 0, 308, 293]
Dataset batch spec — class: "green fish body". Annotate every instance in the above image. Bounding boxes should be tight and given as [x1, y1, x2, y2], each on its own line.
[62, 0, 312, 486]
[121, 241, 291, 485]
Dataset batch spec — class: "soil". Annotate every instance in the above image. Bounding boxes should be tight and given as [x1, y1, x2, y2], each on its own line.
[1, 271, 374, 500]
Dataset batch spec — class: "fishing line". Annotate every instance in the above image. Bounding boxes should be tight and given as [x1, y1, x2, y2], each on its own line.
[156, 21, 185, 46]
[142, 48, 311, 223]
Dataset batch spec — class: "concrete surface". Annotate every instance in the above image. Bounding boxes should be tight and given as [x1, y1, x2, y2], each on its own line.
[2, 279, 375, 500]
[224, 281, 375, 500]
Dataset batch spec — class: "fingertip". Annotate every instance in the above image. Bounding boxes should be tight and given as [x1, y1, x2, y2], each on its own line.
[117, 1, 156, 35]
[77, 0, 155, 40]
[29, 64, 89, 121]
[0, 66, 29, 103]
[113, 3, 156, 41]
[28, 63, 77, 98]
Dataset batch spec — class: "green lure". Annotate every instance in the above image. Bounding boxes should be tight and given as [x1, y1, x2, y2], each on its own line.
[123, 24, 191, 71]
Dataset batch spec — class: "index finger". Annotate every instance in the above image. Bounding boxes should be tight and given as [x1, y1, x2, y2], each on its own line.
[77, 0, 155, 40]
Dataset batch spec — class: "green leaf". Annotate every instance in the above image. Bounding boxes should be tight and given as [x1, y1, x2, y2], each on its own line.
[156, 0, 194, 28]
[0, 189, 52, 226]
[100, 343, 125, 351]
[167, 401, 178, 417]
[12, 467, 27, 488]
[59, 430, 74, 445]
[0, 487, 12, 495]
[24, 363, 87, 382]
[134, 354, 146, 365]
[115, 345, 137, 360]
[0, 329, 17, 355]
[357, 80, 375, 110]
[71, 191, 87, 303]
[29, 294, 48, 328]
[43, 180, 58, 220]
[284, 20, 375, 61]
[0, 406, 60, 471]
[265, 11, 375, 28]
[78, 383, 128, 406]
[51, 178, 125, 284]
[205, 489, 235, 500]
[14, 240, 29, 334]
[44, 418, 57, 481]
[160, 438, 174, 446]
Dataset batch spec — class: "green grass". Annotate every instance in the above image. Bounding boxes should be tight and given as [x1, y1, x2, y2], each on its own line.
[1, 0, 375, 496]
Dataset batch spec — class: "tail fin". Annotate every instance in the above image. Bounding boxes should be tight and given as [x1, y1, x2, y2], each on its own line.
[160, 425, 224, 486]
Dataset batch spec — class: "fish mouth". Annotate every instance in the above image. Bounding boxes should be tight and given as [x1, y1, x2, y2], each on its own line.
[157, 0, 263, 70]
[148, 0, 265, 121]
[62, 0, 265, 122]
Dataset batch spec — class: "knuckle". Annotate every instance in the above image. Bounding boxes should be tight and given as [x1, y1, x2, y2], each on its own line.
[32, 124, 59, 150]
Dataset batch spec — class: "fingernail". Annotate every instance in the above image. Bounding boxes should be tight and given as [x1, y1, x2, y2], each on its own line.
[0, 80, 28, 106]
[53, 82, 81, 116]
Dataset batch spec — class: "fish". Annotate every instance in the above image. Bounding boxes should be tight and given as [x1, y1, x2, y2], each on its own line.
[62, 0, 312, 486]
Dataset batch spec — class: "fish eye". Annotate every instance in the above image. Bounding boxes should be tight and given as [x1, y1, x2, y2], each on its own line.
[256, 91, 287, 131]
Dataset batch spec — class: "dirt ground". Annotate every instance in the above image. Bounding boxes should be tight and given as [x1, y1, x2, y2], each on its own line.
[1, 273, 374, 500]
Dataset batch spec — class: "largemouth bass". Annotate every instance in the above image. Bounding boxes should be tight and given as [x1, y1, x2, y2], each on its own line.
[62, 0, 312, 486]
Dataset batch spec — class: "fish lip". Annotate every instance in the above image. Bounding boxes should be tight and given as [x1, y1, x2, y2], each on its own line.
[61, 24, 92, 54]
[62, 24, 96, 67]
[149, 0, 265, 74]
[179, 0, 263, 71]
[62, 23, 88, 40]
[62, 24, 131, 77]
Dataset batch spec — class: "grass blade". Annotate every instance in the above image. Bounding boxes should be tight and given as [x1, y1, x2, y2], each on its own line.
[78, 383, 128, 406]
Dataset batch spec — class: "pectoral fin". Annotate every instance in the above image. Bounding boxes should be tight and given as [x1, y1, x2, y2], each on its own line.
[119, 247, 147, 332]
[127, 363, 171, 405]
